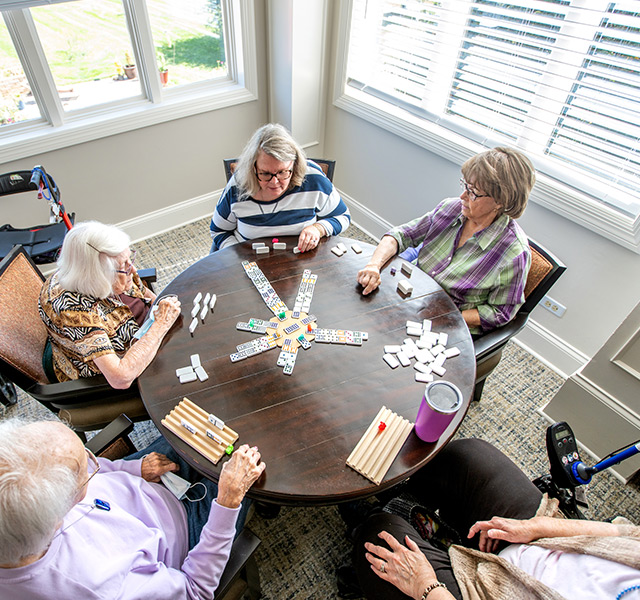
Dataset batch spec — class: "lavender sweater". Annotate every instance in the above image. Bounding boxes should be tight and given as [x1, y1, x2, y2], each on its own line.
[0, 457, 239, 599]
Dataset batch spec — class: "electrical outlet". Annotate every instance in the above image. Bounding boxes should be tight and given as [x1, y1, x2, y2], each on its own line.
[541, 295, 566, 317]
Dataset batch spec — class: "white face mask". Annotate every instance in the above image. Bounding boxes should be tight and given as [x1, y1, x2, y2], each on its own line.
[160, 472, 206, 502]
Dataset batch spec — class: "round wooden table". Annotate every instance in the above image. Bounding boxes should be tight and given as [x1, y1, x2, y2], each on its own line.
[137, 235, 475, 506]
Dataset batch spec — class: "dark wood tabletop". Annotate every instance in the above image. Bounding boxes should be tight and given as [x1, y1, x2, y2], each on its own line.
[137, 235, 475, 506]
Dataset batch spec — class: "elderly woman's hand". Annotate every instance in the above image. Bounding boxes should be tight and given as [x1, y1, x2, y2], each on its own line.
[153, 296, 181, 331]
[141, 452, 180, 482]
[297, 224, 323, 252]
[216, 445, 265, 509]
[357, 264, 382, 295]
[365, 531, 447, 599]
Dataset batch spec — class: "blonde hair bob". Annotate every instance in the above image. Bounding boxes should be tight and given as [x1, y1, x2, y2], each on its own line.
[233, 123, 307, 201]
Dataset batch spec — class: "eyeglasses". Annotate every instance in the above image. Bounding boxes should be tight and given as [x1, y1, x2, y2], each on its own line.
[115, 249, 137, 275]
[78, 447, 100, 490]
[254, 164, 293, 182]
[460, 179, 490, 202]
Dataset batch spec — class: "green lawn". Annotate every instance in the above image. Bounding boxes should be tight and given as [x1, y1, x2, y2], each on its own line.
[1, 0, 225, 88]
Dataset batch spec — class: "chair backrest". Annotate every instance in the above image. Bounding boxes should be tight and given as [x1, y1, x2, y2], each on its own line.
[520, 239, 566, 317]
[0, 245, 49, 385]
[223, 158, 336, 183]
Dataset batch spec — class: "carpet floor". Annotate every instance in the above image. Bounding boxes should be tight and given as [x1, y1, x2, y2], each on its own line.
[3, 218, 639, 600]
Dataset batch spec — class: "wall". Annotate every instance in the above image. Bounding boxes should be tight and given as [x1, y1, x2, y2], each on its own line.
[322, 7, 640, 377]
[0, 1, 269, 242]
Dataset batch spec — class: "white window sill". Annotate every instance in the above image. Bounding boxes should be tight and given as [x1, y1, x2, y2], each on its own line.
[0, 78, 257, 163]
[333, 87, 640, 254]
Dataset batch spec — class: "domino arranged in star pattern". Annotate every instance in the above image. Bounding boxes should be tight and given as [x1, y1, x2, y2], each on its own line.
[276, 338, 299, 375]
[313, 328, 368, 345]
[293, 269, 317, 314]
[382, 319, 461, 383]
[231, 261, 369, 375]
[242, 260, 289, 319]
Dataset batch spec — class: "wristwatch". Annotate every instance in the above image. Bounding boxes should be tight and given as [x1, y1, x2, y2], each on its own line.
[421, 581, 447, 599]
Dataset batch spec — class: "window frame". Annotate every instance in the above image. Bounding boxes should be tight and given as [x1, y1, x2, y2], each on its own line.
[0, 0, 258, 163]
[333, 0, 640, 253]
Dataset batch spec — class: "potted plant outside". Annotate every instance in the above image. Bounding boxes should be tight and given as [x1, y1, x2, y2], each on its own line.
[123, 51, 137, 79]
[158, 52, 169, 86]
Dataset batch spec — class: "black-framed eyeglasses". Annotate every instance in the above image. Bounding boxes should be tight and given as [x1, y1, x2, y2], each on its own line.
[254, 164, 293, 182]
[78, 447, 100, 490]
[460, 179, 490, 202]
[115, 249, 137, 275]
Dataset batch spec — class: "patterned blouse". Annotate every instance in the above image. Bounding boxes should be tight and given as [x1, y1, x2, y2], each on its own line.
[38, 272, 150, 382]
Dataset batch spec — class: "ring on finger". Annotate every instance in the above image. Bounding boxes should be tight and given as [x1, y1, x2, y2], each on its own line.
[379, 561, 386, 574]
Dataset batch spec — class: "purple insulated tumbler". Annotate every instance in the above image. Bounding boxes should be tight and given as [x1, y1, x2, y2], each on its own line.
[414, 381, 463, 442]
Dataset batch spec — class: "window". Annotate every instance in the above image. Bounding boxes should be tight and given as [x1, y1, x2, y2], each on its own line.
[146, 0, 228, 89]
[30, 0, 142, 113]
[0, 0, 257, 161]
[337, 0, 640, 250]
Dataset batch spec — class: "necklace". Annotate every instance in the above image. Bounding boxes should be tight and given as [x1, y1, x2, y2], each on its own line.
[53, 498, 111, 538]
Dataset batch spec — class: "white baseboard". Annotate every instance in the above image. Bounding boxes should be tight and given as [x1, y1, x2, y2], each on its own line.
[340, 191, 388, 241]
[116, 189, 222, 244]
[514, 319, 588, 379]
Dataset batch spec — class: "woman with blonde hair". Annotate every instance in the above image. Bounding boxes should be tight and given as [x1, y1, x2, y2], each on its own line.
[210, 123, 351, 253]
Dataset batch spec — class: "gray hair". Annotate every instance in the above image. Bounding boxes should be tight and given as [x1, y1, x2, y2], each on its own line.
[57, 221, 131, 298]
[234, 123, 307, 201]
[462, 147, 535, 219]
[0, 418, 79, 565]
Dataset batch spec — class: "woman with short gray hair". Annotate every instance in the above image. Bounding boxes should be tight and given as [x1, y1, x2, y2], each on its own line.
[39, 221, 181, 388]
[357, 147, 534, 335]
[210, 123, 351, 253]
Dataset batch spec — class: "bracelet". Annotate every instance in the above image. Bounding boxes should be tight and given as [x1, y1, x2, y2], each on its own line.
[421, 582, 447, 599]
[313, 222, 326, 237]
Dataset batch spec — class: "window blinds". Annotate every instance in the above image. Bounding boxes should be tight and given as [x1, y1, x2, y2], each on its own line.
[347, 0, 640, 214]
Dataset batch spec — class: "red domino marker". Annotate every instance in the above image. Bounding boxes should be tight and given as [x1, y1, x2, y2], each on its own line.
[378, 421, 386, 432]
[307, 324, 313, 332]
[272, 238, 279, 243]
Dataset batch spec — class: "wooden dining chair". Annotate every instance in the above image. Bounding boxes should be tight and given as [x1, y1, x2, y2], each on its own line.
[473, 238, 566, 401]
[223, 158, 336, 183]
[0, 245, 150, 430]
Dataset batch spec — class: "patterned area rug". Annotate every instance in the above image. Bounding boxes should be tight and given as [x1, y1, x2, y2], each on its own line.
[3, 218, 639, 600]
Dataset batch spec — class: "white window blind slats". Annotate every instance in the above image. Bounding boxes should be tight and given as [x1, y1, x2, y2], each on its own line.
[346, 0, 640, 214]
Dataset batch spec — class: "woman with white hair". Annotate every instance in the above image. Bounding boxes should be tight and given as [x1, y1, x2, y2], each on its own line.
[210, 123, 351, 253]
[0, 417, 265, 599]
[39, 221, 181, 388]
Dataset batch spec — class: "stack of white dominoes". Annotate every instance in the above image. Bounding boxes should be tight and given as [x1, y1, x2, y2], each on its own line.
[382, 319, 461, 383]
[176, 353, 209, 384]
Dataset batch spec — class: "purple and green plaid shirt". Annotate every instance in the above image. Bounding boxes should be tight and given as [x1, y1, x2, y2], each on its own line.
[387, 198, 531, 334]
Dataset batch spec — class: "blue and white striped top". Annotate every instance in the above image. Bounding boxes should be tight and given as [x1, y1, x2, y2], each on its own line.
[209, 160, 351, 252]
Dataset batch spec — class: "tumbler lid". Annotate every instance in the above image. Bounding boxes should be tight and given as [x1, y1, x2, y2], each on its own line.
[424, 381, 462, 414]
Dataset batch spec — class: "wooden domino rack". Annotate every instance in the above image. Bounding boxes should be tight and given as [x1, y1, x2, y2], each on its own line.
[161, 397, 238, 465]
[346, 406, 414, 485]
